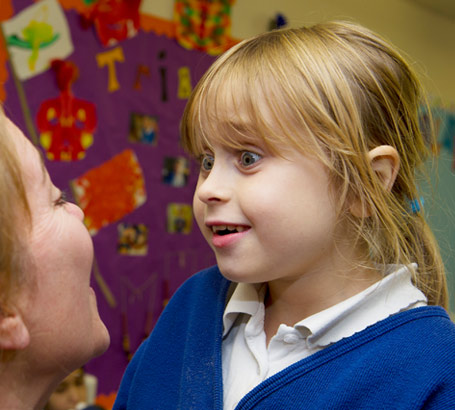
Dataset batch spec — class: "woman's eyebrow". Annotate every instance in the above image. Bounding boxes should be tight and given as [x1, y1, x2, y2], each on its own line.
[34, 144, 48, 185]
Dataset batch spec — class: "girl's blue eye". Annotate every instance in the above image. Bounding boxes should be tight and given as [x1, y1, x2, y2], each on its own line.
[240, 151, 261, 167]
[201, 154, 214, 171]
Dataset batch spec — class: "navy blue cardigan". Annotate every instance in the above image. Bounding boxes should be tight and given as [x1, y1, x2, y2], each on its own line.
[114, 266, 455, 409]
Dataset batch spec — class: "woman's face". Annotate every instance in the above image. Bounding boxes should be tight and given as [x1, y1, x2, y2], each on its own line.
[8, 118, 109, 373]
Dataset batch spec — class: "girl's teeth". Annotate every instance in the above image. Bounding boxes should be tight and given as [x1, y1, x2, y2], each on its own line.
[212, 225, 246, 233]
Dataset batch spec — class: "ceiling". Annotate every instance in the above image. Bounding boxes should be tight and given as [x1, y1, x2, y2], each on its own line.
[411, 0, 455, 21]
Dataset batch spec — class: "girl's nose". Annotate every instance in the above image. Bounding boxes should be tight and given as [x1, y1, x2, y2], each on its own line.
[195, 166, 231, 204]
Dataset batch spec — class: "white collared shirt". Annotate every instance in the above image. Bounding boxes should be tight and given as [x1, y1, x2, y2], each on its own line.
[221, 265, 427, 410]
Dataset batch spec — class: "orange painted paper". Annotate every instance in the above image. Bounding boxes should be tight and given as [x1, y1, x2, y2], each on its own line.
[0, 0, 14, 101]
[72, 149, 146, 235]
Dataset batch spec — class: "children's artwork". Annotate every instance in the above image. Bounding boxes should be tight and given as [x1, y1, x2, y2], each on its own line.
[119, 273, 158, 360]
[134, 64, 151, 90]
[174, 0, 236, 55]
[94, 392, 117, 410]
[157, 50, 168, 101]
[162, 156, 189, 187]
[96, 46, 125, 92]
[117, 223, 149, 255]
[166, 203, 193, 234]
[36, 59, 96, 161]
[83, 0, 141, 47]
[1, 0, 73, 80]
[0, 1, 14, 102]
[177, 66, 192, 99]
[129, 113, 159, 145]
[71, 149, 147, 235]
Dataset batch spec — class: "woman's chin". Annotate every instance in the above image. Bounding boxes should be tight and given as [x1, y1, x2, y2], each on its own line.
[92, 317, 111, 358]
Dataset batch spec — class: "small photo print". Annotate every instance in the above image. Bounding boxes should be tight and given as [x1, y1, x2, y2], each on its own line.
[129, 113, 158, 145]
[166, 203, 192, 234]
[162, 156, 189, 187]
[117, 223, 149, 255]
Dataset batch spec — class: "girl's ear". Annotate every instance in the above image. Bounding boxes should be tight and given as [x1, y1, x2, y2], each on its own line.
[350, 145, 400, 218]
[0, 307, 30, 350]
[368, 145, 400, 192]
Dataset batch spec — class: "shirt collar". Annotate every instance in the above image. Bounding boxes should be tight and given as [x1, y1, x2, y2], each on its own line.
[222, 264, 427, 344]
[302, 264, 427, 348]
[223, 282, 266, 337]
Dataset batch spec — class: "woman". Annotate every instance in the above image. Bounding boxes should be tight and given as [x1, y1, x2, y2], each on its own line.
[0, 109, 110, 409]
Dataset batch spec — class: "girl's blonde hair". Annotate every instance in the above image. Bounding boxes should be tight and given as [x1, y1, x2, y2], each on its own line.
[181, 21, 448, 309]
[0, 109, 30, 324]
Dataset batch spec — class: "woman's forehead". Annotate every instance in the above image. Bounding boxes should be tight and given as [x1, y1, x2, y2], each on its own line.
[9, 123, 47, 185]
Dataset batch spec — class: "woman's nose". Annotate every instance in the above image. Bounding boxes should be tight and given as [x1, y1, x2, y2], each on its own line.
[67, 202, 85, 221]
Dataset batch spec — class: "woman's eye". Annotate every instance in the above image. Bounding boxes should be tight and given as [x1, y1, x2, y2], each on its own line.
[240, 151, 261, 167]
[54, 191, 68, 206]
[201, 154, 214, 171]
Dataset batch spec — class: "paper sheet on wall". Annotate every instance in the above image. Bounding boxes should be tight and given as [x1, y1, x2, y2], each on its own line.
[174, 0, 236, 55]
[1, 0, 73, 81]
[71, 149, 147, 235]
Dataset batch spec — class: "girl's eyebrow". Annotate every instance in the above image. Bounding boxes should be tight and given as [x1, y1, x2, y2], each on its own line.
[227, 120, 247, 131]
[226, 120, 253, 135]
[223, 121, 261, 143]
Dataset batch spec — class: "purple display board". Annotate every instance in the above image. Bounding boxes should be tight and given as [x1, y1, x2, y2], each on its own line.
[4, 1, 216, 394]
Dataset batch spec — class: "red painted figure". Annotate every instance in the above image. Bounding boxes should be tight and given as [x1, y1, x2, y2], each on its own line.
[36, 60, 96, 161]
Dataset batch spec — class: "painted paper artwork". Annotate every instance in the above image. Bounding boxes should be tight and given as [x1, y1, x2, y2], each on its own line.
[83, 0, 141, 47]
[72, 149, 147, 235]
[95, 46, 125, 92]
[166, 203, 193, 234]
[2, 0, 73, 80]
[36, 59, 96, 161]
[174, 0, 236, 55]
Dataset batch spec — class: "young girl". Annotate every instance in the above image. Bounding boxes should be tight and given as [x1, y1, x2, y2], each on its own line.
[114, 21, 455, 409]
